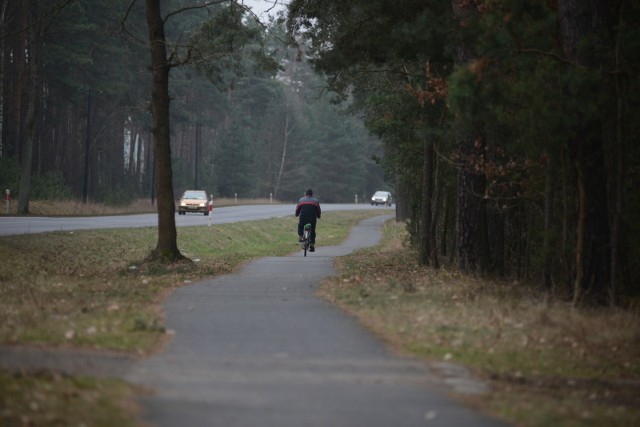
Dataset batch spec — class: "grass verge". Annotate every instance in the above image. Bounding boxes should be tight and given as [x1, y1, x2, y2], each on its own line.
[0, 209, 382, 426]
[321, 220, 640, 427]
[1, 197, 287, 216]
[0, 210, 380, 352]
[0, 371, 138, 427]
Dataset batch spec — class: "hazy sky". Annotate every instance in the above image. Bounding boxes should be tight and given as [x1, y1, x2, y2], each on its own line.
[241, 0, 288, 19]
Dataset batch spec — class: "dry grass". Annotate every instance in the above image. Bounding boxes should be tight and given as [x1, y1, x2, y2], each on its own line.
[1, 197, 284, 216]
[321, 220, 640, 427]
[3, 199, 156, 216]
[0, 207, 382, 426]
[0, 210, 380, 352]
[0, 371, 139, 427]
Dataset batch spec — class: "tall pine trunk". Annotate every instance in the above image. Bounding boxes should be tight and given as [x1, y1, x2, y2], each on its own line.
[145, 0, 182, 262]
[453, 0, 487, 274]
[17, 4, 39, 214]
[274, 93, 291, 200]
[419, 139, 434, 265]
[558, 0, 614, 305]
[543, 157, 555, 291]
[610, 1, 627, 305]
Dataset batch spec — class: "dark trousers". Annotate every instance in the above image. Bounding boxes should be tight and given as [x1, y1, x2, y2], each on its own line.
[298, 218, 317, 244]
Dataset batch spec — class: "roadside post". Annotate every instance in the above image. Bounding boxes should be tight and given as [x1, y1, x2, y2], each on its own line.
[5, 189, 10, 214]
[270, 193, 273, 203]
[355, 194, 358, 204]
[208, 196, 214, 227]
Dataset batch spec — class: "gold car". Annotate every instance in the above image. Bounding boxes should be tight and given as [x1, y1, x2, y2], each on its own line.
[178, 190, 210, 215]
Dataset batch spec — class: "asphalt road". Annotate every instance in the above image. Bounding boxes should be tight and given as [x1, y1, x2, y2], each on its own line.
[127, 215, 505, 427]
[0, 203, 387, 236]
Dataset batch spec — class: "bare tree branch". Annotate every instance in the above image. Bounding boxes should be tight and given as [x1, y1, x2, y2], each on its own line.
[120, 0, 139, 35]
[0, 0, 77, 40]
[516, 48, 587, 69]
[163, 0, 228, 24]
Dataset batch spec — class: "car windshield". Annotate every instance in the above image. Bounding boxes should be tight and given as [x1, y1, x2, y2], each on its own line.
[183, 191, 206, 200]
[373, 191, 389, 197]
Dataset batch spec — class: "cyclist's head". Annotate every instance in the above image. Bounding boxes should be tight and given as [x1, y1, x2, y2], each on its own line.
[305, 188, 313, 196]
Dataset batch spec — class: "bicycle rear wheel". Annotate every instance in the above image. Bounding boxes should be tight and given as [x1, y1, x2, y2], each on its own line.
[303, 224, 311, 257]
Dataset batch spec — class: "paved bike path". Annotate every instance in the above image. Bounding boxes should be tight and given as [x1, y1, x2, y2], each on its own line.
[127, 215, 505, 427]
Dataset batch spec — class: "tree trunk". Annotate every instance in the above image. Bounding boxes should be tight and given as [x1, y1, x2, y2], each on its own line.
[610, 1, 626, 306]
[419, 139, 433, 265]
[558, 0, 614, 305]
[17, 80, 35, 213]
[128, 121, 136, 176]
[440, 185, 450, 258]
[144, 0, 183, 262]
[274, 93, 291, 200]
[17, 4, 39, 214]
[81, 88, 91, 203]
[136, 129, 143, 188]
[430, 153, 440, 269]
[12, 2, 27, 162]
[456, 132, 486, 274]
[453, 0, 487, 274]
[572, 164, 586, 305]
[395, 178, 410, 222]
[0, 0, 7, 157]
[543, 157, 555, 291]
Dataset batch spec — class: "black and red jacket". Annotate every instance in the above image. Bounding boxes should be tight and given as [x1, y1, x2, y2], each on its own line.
[295, 195, 321, 221]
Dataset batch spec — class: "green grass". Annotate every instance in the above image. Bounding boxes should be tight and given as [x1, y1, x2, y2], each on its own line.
[321, 220, 640, 427]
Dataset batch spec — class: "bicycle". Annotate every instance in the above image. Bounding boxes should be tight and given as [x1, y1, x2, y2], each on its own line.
[302, 223, 312, 256]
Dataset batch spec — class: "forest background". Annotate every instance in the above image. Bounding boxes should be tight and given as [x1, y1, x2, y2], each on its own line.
[288, 0, 640, 307]
[2, 0, 640, 306]
[0, 0, 386, 210]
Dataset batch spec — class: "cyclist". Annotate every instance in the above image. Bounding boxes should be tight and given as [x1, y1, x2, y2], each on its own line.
[295, 188, 321, 252]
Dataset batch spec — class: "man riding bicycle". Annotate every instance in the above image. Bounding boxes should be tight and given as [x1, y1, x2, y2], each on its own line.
[295, 188, 321, 252]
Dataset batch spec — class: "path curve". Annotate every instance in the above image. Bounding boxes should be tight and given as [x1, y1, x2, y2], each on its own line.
[126, 215, 505, 427]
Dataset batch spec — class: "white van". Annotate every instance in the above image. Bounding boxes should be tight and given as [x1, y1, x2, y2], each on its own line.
[371, 191, 392, 206]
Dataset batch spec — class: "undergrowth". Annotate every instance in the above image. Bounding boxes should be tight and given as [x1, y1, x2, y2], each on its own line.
[322, 220, 640, 427]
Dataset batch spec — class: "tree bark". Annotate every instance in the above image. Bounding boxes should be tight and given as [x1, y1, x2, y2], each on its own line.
[610, 1, 626, 306]
[13, 2, 27, 161]
[429, 152, 440, 269]
[558, 0, 614, 304]
[419, 139, 433, 265]
[453, 0, 487, 274]
[17, 3, 39, 214]
[274, 93, 291, 200]
[0, 0, 7, 157]
[395, 177, 410, 223]
[17, 75, 35, 213]
[543, 158, 555, 291]
[456, 134, 487, 274]
[572, 164, 586, 305]
[145, 0, 183, 262]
